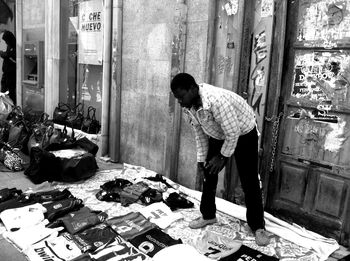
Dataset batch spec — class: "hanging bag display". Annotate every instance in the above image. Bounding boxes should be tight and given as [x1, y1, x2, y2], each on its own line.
[81, 106, 101, 134]
[53, 102, 71, 125]
[66, 103, 84, 129]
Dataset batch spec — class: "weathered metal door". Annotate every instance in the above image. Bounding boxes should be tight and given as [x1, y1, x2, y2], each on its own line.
[267, 0, 350, 246]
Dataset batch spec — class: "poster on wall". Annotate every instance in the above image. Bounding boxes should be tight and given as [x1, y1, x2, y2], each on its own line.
[291, 50, 350, 105]
[78, 0, 103, 65]
[297, 0, 350, 48]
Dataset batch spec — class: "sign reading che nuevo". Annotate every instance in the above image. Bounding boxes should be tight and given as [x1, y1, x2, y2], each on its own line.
[78, 0, 103, 65]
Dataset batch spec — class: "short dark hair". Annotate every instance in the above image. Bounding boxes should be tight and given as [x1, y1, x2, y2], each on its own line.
[171, 73, 197, 91]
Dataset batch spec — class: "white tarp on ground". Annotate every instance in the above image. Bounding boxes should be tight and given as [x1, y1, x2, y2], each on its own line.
[178, 185, 339, 261]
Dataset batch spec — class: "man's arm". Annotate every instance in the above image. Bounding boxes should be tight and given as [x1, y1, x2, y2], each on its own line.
[205, 96, 240, 175]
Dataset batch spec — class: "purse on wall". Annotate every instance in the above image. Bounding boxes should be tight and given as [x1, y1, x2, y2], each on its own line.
[66, 103, 84, 129]
[81, 106, 101, 134]
[53, 103, 71, 125]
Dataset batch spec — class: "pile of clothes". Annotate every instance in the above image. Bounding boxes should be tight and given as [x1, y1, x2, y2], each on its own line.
[0, 173, 279, 261]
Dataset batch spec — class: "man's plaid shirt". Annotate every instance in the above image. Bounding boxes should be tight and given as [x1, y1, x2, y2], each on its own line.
[184, 83, 256, 162]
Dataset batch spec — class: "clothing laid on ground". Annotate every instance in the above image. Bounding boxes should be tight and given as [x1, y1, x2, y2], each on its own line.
[57, 207, 108, 234]
[43, 198, 84, 222]
[24, 188, 73, 203]
[0, 188, 22, 203]
[96, 178, 132, 202]
[90, 235, 150, 261]
[24, 232, 82, 261]
[164, 191, 194, 210]
[219, 245, 279, 261]
[129, 227, 182, 257]
[120, 182, 150, 206]
[138, 202, 183, 229]
[193, 230, 242, 259]
[3, 220, 62, 251]
[0, 203, 46, 231]
[184, 83, 265, 232]
[107, 212, 155, 240]
[72, 223, 117, 253]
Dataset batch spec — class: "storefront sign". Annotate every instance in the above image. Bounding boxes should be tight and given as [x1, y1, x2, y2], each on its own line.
[78, 0, 103, 65]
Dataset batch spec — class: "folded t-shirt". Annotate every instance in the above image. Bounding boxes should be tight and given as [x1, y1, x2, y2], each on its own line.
[194, 230, 242, 259]
[0, 203, 46, 231]
[91, 235, 150, 261]
[24, 232, 82, 261]
[129, 227, 182, 257]
[72, 223, 117, 253]
[138, 202, 182, 229]
[107, 212, 154, 240]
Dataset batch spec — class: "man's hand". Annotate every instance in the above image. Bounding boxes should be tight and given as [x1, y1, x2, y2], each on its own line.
[205, 155, 228, 175]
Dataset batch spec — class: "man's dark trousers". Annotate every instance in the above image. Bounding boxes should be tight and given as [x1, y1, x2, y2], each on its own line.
[199, 127, 265, 232]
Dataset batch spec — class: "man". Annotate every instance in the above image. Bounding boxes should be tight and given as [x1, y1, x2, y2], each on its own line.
[0, 29, 16, 103]
[171, 73, 270, 246]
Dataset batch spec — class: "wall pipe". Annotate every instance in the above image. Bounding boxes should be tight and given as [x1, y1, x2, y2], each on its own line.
[100, 0, 113, 156]
[108, 0, 123, 162]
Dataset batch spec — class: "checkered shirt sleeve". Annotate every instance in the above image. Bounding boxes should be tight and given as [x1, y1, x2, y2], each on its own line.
[192, 123, 209, 162]
[211, 96, 241, 157]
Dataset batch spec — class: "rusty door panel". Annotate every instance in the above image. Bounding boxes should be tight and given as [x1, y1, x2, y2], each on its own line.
[313, 173, 348, 219]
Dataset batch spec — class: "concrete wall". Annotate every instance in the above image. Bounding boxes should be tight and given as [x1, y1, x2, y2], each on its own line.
[120, 0, 175, 173]
[177, 0, 212, 189]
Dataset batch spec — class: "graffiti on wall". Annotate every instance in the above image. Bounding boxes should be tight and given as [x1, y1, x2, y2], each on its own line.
[222, 0, 238, 16]
[250, 30, 268, 115]
[261, 0, 274, 17]
[292, 51, 350, 105]
[298, 0, 350, 48]
[217, 55, 233, 75]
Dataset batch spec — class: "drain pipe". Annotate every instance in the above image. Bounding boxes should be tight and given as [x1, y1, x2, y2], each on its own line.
[108, 0, 123, 162]
[101, 0, 113, 156]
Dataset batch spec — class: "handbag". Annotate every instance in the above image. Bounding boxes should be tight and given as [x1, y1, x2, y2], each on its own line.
[6, 106, 24, 125]
[8, 120, 30, 150]
[81, 106, 101, 134]
[66, 103, 84, 129]
[0, 143, 24, 171]
[53, 102, 71, 125]
[0, 119, 11, 143]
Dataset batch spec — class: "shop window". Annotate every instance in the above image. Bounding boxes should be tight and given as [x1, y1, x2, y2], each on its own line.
[22, 0, 45, 114]
[61, 0, 103, 123]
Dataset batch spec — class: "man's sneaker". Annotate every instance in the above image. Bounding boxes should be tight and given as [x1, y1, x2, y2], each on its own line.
[189, 217, 217, 229]
[255, 228, 270, 246]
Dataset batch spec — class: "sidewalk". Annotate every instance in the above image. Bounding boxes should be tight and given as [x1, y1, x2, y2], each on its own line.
[0, 160, 348, 261]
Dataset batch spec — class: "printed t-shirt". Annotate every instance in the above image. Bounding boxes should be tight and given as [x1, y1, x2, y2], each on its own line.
[153, 244, 212, 261]
[24, 232, 82, 261]
[0, 203, 46, 231]
[72, 223, 117, 253]
[91, 235, 150, 261]
[138, 202, 182, 229]
[194, 230, 242, 259]
[107, 212, 154, 240]
[129, 227, 182, 257]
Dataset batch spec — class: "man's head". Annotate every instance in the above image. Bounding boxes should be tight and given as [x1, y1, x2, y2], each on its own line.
[171, 73, 199, 109]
